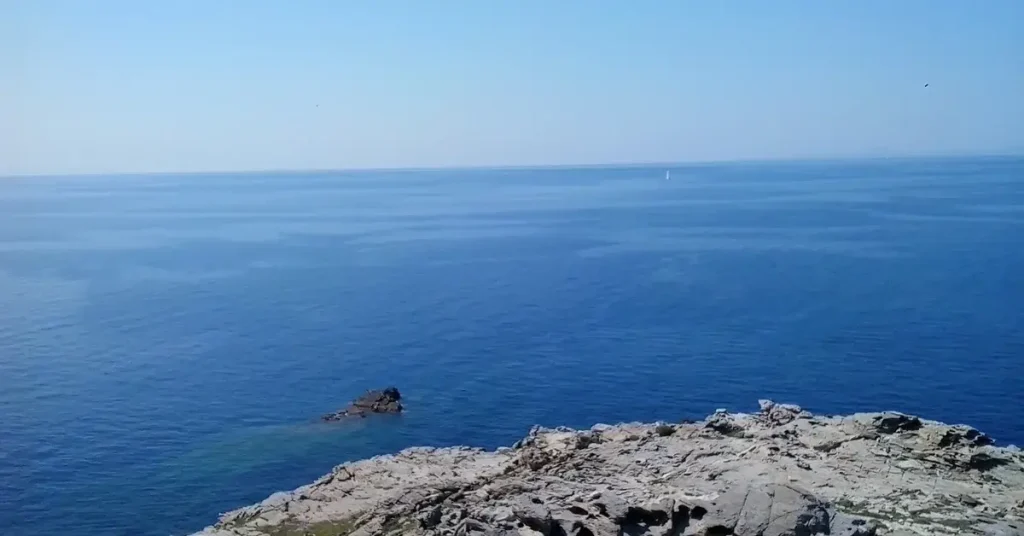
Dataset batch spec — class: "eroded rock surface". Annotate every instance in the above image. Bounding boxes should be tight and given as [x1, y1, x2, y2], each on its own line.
[322, 387, 403, 421]
[198, 401, 1024, 536]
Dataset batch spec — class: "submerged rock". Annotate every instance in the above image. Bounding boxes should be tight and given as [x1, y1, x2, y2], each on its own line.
[321, 387, 403, 421]
[199, 400, 1024, 536]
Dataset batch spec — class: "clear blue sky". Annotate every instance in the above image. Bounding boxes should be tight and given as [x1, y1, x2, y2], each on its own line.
[2, 1, 1022, 175]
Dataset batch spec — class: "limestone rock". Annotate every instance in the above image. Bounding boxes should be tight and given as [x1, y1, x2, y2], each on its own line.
[197, 401, 1022, 536]
[705, 411, 746, 437]
[758, 399, 808, 426]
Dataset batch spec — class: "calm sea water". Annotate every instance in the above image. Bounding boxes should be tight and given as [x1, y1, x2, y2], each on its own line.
[1, 158, 1022, 536]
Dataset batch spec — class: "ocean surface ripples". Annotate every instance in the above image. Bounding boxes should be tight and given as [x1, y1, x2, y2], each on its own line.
[1, 157, 1022, 535]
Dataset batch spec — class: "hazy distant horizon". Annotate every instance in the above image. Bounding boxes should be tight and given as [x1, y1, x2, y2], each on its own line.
[4, 151, 1023, 180]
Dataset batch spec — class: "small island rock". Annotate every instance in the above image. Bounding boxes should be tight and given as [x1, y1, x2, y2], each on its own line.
[321, 387, 402, 421]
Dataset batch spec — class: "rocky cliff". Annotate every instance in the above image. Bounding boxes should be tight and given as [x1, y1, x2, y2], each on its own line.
[195, 401, 1024, 536]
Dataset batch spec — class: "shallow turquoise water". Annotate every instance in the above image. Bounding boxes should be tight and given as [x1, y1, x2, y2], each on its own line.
[1, 158, 1022, 535]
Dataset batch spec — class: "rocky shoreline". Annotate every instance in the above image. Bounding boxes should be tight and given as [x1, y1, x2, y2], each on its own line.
[194, 400, 1024, 535]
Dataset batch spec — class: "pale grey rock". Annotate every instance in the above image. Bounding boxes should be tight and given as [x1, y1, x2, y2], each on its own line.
[592, 492, 629, 522]
[194, 401, 1023, 536]
[734, 487, 774, 534]
[985, 522, 1024, 536]
[830, 512, 878, 535]
[758, 400, 808, 426]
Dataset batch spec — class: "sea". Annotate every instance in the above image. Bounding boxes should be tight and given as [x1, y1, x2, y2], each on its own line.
[1, 157, 1022, 536]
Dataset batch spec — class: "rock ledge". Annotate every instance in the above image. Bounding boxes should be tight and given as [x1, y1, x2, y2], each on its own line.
[197, 401, 1024, 536]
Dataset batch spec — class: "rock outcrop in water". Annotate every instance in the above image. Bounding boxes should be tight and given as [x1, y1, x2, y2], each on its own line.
[198, 400, 1024, 535]
[322, 387, 403, 421]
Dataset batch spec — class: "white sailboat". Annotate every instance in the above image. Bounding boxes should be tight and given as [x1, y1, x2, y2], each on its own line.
[665, 170, 671, 180]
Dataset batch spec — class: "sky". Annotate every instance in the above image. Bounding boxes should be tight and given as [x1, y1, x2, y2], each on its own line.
[2, 1, 1022, 175]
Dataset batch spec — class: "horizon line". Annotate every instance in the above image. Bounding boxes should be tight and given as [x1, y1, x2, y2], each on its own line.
[3, 151, 1022, 180]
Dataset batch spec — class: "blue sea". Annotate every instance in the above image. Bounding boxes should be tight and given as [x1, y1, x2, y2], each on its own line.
[1, 158, 1022, 536]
